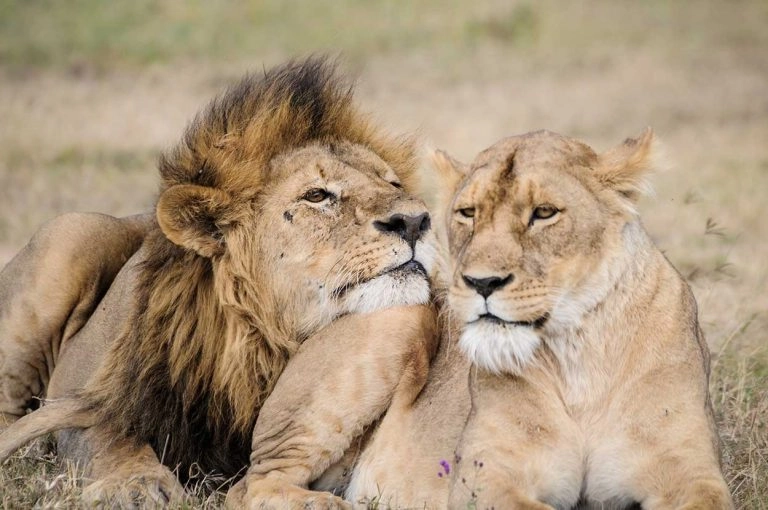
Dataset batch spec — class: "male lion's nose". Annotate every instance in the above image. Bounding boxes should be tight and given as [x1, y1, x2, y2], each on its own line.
[373, 212, 431, 249]
[462, 274, 513, 298]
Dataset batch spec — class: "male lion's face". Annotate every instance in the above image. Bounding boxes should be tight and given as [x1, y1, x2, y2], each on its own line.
[440, 130, 655, 374]
[248, 142, 436, 334]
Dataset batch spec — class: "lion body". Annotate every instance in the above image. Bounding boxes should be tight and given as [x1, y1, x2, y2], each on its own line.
[0, 58, 437, 506]
[345, 130, 732, 509]
[0, 212, 151, 425]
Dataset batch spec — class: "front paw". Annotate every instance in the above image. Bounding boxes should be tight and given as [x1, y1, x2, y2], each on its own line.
[226, 477, 351, 510]
[81, 464, 187, 509]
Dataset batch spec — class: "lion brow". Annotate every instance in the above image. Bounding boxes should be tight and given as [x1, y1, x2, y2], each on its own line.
[502, 148, 518, 179]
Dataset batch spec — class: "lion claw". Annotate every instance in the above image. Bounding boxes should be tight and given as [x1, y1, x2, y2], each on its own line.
[226, 477, 352, 510]
[81, 466, 187, 509]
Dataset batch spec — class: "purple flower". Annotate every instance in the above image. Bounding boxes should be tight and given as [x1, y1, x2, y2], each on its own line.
[439, 459, 451, 475]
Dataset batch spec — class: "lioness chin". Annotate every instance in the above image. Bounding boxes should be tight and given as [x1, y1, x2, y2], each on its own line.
[343, 129, 732, 510]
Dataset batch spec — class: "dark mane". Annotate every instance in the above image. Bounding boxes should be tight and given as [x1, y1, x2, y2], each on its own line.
[158, 56, 417, 192]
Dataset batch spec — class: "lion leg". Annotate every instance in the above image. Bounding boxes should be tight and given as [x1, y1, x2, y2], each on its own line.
[0, 397, 187, 508]
[602, 367, 733, 510]
[449, 464, 556, 510]
[343, 336, 470, 509]
[0, 212, 151, 427]
[448, 371, 581, 510]
[226, 304, 438, 510]
[66, 425, 188, 508]
[619, 442, 732, 510]
[641, 479, 733, 510]
[620, 421, 733, 507]
[629, 454, 732, 510]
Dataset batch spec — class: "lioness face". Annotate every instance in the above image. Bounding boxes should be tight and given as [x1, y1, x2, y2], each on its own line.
[445, 131, 638, 374]
[251, 142, 436, 334]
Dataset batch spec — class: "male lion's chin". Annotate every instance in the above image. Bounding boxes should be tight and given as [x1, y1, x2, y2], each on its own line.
[458, 321, 541, 376]
[340, 272, 430, 315]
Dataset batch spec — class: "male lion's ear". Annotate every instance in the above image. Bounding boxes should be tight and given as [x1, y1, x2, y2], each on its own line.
[157, 184, 236, 258]
[597, 127, 658, 203]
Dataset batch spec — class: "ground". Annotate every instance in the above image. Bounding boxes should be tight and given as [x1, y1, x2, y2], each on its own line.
[0, 1, 766, 508]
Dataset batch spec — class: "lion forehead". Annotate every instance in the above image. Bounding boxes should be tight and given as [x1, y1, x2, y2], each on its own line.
[270, 142, 399, 191]
[473, 130, 598, 172]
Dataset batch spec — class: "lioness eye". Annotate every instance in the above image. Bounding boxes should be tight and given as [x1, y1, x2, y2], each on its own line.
[457, 207, 476, 219]
[530, 205, 559, 224]
[389, 181, 403, 189]
[302, 188, 332, 203]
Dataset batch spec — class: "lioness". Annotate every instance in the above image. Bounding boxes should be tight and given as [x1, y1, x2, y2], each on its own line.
[361, 129, 732, 509]
[0, 58, 439, 507]
[442, 129, 732, 509]
[239, 129, 733, 509]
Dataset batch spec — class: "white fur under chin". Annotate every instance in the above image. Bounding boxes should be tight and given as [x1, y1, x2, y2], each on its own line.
[413, 238, 439, 277]
[341, 272, 430, 314]
[459, 321, 541, 375]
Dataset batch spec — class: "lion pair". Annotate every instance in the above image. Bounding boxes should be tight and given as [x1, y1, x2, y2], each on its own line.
[0, 58, 732, 509]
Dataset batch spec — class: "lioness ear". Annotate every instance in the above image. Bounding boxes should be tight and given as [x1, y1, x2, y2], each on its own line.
[597, 127, 657, 202]
[429, 149, 470, 247]
[431, 149, 469, 195]
[157, 184, 236, 258]
[432, 149, 469, 191]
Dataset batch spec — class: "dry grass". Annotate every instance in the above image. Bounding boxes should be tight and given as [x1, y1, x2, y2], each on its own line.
[0, 0, 766, 507]
[0, 440, 229, 508]
[0, 443, 84, 509]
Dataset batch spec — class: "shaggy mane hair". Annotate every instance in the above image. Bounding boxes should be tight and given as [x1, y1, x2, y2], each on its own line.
[83, 57, 418, 480]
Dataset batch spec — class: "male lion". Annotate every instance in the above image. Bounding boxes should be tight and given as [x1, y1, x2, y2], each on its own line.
[239, 129, 733, 509]
[0, 58, 439, 507]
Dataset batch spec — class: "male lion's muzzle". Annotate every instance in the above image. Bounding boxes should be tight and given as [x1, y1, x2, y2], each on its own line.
[373, 212, 431, 251]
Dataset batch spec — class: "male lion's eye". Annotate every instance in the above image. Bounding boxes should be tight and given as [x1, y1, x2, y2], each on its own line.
[302, 188, 333, 203]
[530, 205, 559, 224]
[389, 181, 403, 189]
[457, 207, 476, 219]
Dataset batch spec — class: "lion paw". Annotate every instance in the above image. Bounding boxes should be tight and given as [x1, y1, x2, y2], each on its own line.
[226, 477, 352, 510]
[81, 466, 187, 509]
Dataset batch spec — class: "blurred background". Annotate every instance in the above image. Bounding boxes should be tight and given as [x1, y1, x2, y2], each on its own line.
[0, 0, 766, 506]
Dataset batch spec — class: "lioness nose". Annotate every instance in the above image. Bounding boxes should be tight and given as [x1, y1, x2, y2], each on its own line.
[462, 274, 513, 298]
[374, 212, 431, 248]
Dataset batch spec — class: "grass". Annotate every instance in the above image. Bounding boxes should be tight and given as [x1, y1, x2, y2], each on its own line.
[2, 0, 765, 73]
[0, 441, 228, 508]
[0, 443, 84, 509]
[715, 346, 768, 506]
[1, 0, 766, 507]
[0, 0, 526, 71]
